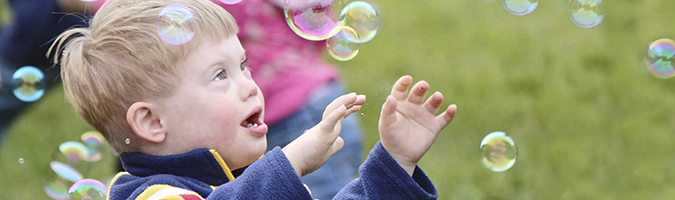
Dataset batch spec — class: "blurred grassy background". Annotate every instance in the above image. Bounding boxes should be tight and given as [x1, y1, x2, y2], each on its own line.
[2, 0, 675, 199]
[0, 0, 9, 24]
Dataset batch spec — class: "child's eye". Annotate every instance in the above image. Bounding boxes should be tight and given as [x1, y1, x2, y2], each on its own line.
[214, 70, 227, 81]
[240, 58, 249, 72]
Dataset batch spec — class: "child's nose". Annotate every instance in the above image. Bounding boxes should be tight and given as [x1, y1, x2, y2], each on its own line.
[239, 77, 259, 99]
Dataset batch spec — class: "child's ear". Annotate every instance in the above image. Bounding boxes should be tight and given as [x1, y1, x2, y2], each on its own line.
[127, 102, 166, 143]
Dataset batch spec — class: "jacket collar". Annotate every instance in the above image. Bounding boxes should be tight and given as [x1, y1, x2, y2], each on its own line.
[120, 148, 246, 185]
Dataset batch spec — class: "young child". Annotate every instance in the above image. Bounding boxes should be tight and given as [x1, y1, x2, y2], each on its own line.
[49, 0, 458, 199]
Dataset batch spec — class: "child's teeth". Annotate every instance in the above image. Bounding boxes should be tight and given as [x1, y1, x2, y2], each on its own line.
[253, 123, 258, 127]
[247, 123, 253, 127]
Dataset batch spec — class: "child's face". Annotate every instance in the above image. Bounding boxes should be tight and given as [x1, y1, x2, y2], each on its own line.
[157, 35, 268, 170]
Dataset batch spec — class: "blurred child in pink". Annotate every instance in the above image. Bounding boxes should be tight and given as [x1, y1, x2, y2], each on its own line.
[216, 1, 363, 199]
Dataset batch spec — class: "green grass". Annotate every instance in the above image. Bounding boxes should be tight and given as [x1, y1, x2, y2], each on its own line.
[0, 0, 10, 25]
[2, 0, 675, 199]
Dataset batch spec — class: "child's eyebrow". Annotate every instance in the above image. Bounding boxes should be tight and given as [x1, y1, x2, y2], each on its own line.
[201, 50, 246, 78]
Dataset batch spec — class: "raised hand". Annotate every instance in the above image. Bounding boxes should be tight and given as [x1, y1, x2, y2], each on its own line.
[282, 93, 366, 177]
[378, 75, 457, 176]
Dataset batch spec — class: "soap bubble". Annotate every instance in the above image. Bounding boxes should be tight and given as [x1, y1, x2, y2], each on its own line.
[502, 0, 538, 16]
[480, 131, 518, 172]
[12, 66, 45, 102]
[59, 141, 101, 163]
[81, 131, 105, 148]
[568, 0, 604, 28]
[43, 177, 71, 200]
[59, 141, 90, 163]
[125, 138, 131, 145]
[327, 26, 360, 61]
[68, 179, 107, 200]
[340, 1, 379, 43]
[50, 161, 83, 182]
[156, 4, 195, 45]
[284, 0, 349, 41]
[645, 38, 675, 79]
[219, 0, 243, 4]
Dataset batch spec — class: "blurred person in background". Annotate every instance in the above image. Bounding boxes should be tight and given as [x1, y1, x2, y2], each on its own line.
[0, 0, 90, 145]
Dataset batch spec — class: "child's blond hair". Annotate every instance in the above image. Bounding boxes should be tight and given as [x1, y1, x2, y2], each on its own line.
[49, 0, 238, 153]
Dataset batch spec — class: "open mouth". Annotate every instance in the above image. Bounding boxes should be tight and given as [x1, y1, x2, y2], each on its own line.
[241, 109, 262, 128]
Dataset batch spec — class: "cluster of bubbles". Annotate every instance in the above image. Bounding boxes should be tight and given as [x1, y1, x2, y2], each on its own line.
[479, 131, 518, 172]
[153, 1, 378, 61]
[284, 0, 379, 61]
[498, 0, 672, 80]
[43, 131, 108, 200]
[499, 0, 604, 29]
[645, 38, 675, 79]
[12, 66, 45, 102]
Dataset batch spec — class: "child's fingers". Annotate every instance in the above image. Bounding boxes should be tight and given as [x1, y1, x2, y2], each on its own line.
[346, 105, 362, 116]
[423, 92, 444, 114]
[379, 95, 398, 126]
[354, 94, 366, 106]
[341, 94, 365, 116]
[321, 105, 346, 134]
[390, 75, 413, 100]
[327, 136, 345, 157]
[435, 104, 457, 130]
[407, 81, 429, 104]
[340, 95, 365, 117]
[323, 93, 357, 119]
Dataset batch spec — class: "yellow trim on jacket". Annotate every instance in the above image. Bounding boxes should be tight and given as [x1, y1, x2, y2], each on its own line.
[106, 172, 130, 200]
[134, 184, 204, 200]
[209, 149, 235, 181]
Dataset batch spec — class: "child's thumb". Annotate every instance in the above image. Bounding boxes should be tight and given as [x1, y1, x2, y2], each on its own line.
[327, 136, 345, 157]
[321, 105, 346, 134]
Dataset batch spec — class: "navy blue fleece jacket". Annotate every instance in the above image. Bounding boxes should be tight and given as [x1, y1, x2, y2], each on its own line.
[107, 142, 438, 199]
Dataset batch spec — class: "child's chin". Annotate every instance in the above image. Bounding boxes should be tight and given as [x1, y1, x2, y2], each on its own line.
[250, 142, 267, 159]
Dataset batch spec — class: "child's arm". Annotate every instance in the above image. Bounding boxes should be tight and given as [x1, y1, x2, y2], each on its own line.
[282, 92, 366, 177]
[378, 75, 457, 176]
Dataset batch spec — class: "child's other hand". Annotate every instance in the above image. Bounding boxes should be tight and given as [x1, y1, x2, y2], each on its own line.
[378, 75, 457, 176]
[283, 93, 366, 177]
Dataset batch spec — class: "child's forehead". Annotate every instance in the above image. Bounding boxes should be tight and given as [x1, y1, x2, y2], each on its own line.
[180, 36, 245, 69]
[193, 36, 244, 57]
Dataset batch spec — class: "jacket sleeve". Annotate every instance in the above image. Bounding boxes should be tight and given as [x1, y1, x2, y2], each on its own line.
[333, 141, 438, 200]
[112, 147, 312, 200]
